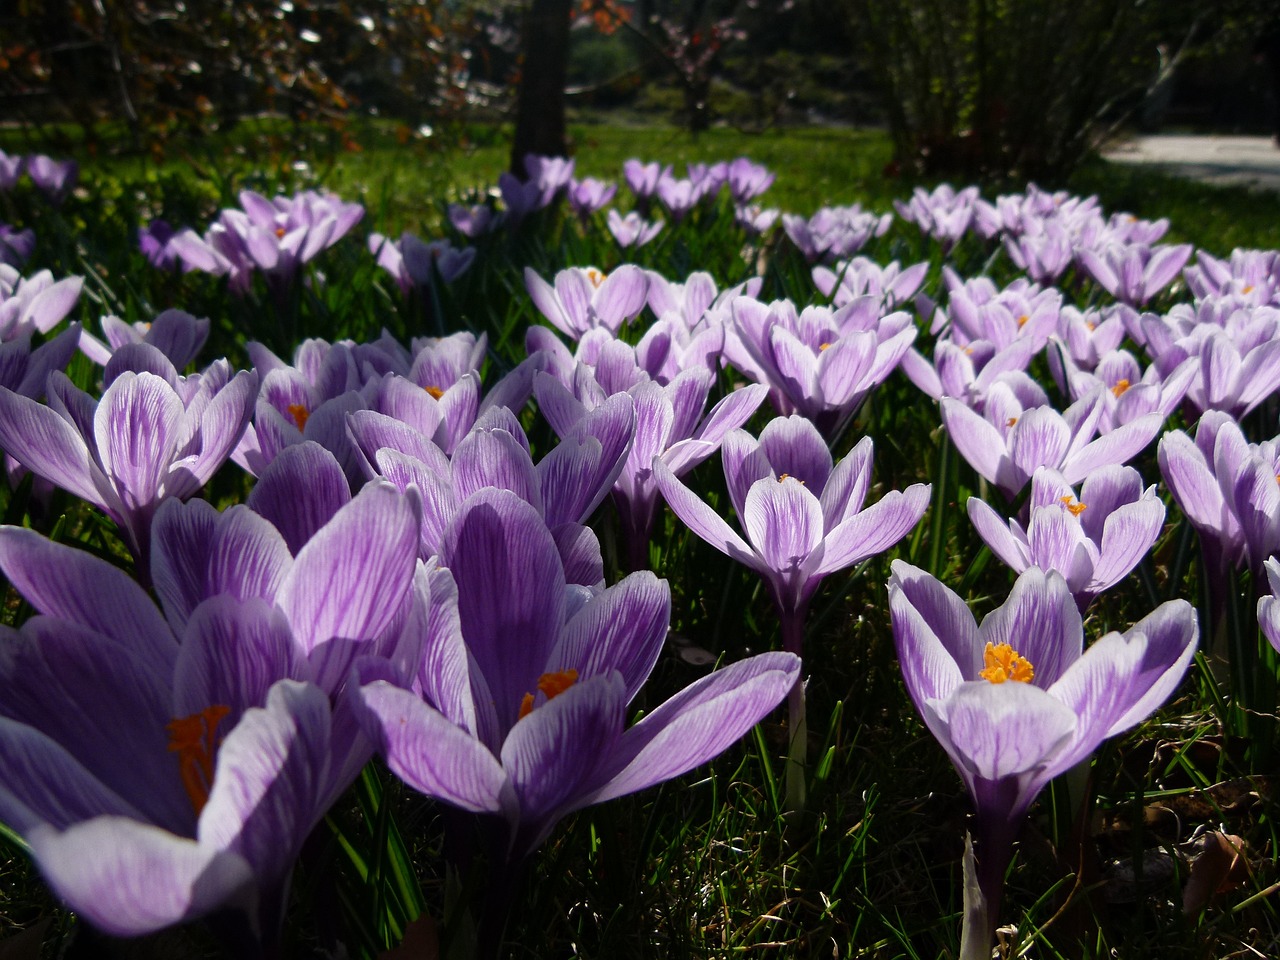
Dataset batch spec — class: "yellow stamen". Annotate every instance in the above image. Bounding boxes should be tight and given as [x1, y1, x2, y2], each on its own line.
[1111, 379, 1130, 398]
[979, 642, 1035, 684]
[287, 403, 310, 431]
[777, 473, 805, 485]
[424, 385, 444, 400]
[1085, 321, 1096, 331]
[166, 705, 231, 816]
[818, 342, 831, 352]
[1017, 314, 1029, 328]
[518, 669, 579, 719]
[1243, 284, 1255, 294]
[1006, 417, 1018, 428]
[274, 226, 286, 239]
[1059, 495, 1087, 517]
[584, 267, 607, 289]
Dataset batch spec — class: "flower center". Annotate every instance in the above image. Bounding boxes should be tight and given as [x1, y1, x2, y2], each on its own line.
[584, 268, 606, 289]
[274, 226, 286, 239]
[287, 403, 310, 431]
[1017, 313, 1029, 328]
[1006, 417, 1018, 428]
[424, 385, 444, 400]
[1111, 378, 1130, 398]
[818, 342, 831, 352]
[1243, 284, 1255, 294]
[518, 669, 579, 719]
[1059, 494, 1087, 516]
[979, 642, 1035, 684]
[167, 705, 231, 816]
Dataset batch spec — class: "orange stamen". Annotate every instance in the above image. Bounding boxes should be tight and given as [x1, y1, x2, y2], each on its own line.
[424, 385, 444, 400]
[1111, 379, 1130, 398]
[166, 705, 231, 816]
[1017, 314, 1029, 328]
[274, 226, 286, 239]
[1006, 417, 1018, 428]
[287, 403, 310, 431]
[1059, 495, 1087, 517]
[818, 342, 831, 352]
[979, 642, 1034, 684]
[518, 669, 579, 719]
[584, 267, 607, 289]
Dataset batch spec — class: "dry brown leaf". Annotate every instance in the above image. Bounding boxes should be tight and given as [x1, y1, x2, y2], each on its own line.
[1182, 831, 1250, 915]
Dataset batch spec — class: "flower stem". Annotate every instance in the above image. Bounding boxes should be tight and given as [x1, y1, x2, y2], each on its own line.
[780, 605, 808, 812]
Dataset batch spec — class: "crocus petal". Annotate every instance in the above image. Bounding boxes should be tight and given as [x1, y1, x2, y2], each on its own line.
[501, 674, 627, 847]
[355, 680, 508, 814]
[198, 681, 336, 882]
[0, 526, 176, 662]
[742, 476, 824, 574]
[1090, 497, 1166, 591]
[28, 818, 257, 937]
[0, 386, 106, 508]
[977, 567, 1081, 689]
[276, 483, 421, 676]
[967, 498, 1031, 573]
[941, 398, 1006, 487]
[583, 651, 799, 806]
[938, 680, 1077, 782]
[245, 441, 351, 554]
[651, 458, 765, 575]
[94, 372, 184, 512]
[757, 415, 832, 490]
[548, 571, 671, 703]
[1061, 413, 1161, 483]
[812, 484, 930, 576]
[440, 490, 568, 733]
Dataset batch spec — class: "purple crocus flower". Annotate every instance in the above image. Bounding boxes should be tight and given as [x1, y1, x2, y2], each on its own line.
[523, 153, 576, 206]
[655, 415, 929, 806]
[623, 159, 671, 199]
[941, 388, 1163, 501]
[1158, 411, 1280, 575]
[655, 416, 930, 641]
[524, 264, 649, 339]
[894, 184, 980, 252]
[78, 309, 210, 371]
[170, 189, 364, 296]
[25, 154, 78, 202]
[735, 204, 779, 236]
[1053, 347, 1195, 435]
[0, 358, 258, 576]
[369, 232, 475, 296]
[967, 465, 1166, 609]
[607, 210, 663, 249]
[1003, 220, 1075, 283]
[1077, 241, 1192, 307]
[0, 225, 35, 268]
[353, 487, 801, 860]
[726, 157, 775, 204]
[0, 480, 423, 945]
[0, 149, 24, 190]
[812, 256, 928, 311]
[447, 202, 497, 238]
[1259, 558, 1280, 655]
[782, 204, 893, 263]
[0, 267, 83, 340]
[900, 337, 1046, 414]
[656, 174, 703, 222]
[889, 562, 1197, 960]
[727, 296, 917, 438]
[138, 219, 180, 270]
[567, 177, 618, 221]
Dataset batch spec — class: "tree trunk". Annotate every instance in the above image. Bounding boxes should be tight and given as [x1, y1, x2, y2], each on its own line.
[509, 0, 573, 175]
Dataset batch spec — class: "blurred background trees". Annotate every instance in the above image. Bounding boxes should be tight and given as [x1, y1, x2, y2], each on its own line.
[1, 0, 1273, 182]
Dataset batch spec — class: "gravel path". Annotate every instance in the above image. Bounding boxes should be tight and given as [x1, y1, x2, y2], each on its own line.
[1103, 134, 1280, 190]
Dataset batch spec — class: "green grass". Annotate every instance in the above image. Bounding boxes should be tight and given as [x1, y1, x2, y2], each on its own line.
[1, 119, 1279, 960]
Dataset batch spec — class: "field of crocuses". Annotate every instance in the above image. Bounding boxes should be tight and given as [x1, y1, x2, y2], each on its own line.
[1, 136, 1279, 960]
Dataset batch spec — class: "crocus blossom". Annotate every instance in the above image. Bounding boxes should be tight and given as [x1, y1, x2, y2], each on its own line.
[1259, 558, 1280, 655]
[0, 359, 257, 574]
[353, 487, 800, 860]
[967, 465, 1166, 609]
[889, 562, 1197, 960]
[524, 265, 649, 339]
